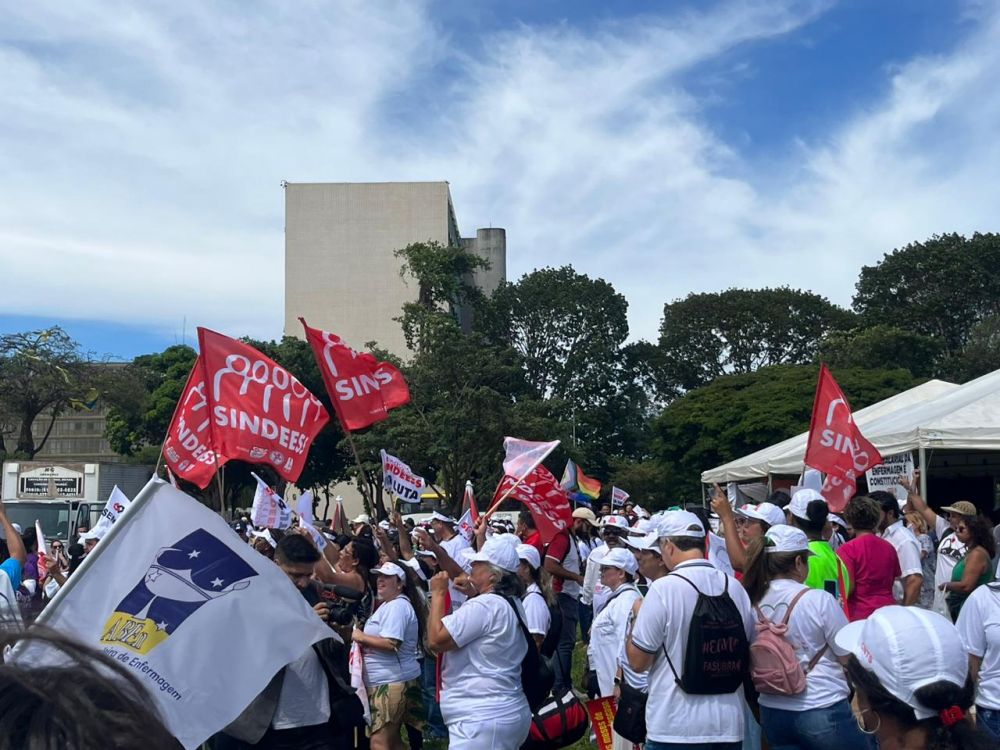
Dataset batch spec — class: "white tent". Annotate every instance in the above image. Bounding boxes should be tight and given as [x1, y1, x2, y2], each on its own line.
[701, 379, 959, 483]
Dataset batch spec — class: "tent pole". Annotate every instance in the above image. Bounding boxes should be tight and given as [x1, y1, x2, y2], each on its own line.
[918, 445, 928, 501]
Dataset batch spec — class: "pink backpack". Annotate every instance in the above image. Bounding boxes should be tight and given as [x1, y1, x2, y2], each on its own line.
[750, 588, 828, 696]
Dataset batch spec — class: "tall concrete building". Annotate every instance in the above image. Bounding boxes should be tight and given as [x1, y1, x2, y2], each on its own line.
[284, 182, 506, 355]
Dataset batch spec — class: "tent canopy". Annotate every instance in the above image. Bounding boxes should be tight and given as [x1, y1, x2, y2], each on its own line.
[702, 378, 959, 484]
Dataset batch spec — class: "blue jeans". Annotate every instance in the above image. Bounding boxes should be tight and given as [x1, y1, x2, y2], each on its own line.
[978, 706, 1000, 740]
[760, 700, 870, 750]
[419, 657, 446, 739]
[645, 742, 740, 750]
[553, 592, 580, 693]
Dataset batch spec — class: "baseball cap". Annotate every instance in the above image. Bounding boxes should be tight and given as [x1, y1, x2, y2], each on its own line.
[630, 518, 655, 535]
[624, 531, 659, 552]
[764, 525, 813, 554]
[599, 547, 639, 576]
[572, 507, 600, 527]
[601, 515, 630, 533]
[399, 557, 428, 581]
[430, 511, 458, 525]
[655, 510, 705, 539]
[464, 536, 520, 572]
[737, 502, 786, 529]
[939, 501, 977, 517]
[371, 562, 407, 581]
[516, 543, 541, 570]
[835, 606, 968, 720]
[350, 513, 371, 526]
[251, 529, 278, 549]
[788, 489, 825, 521]
[828, 513, 847, 529]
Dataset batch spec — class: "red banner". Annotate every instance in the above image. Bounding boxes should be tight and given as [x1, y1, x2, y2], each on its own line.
[163, 328, 331, 488]
[585, 697, 616, 750]
[300, 319, 410, 432]
[492, 465, 572, 544]
[162, 355, 220, 489]
[804, 364, 883, 512]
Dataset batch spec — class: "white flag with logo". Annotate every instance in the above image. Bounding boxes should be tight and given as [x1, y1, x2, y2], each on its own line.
[19, 478, 333, 749]
[97, 485, 132, 531]
[502, 437, 560, 480]
[611, 487, 629, 508]
[251, 473, 292, 529]
[380, 450, 426, 504]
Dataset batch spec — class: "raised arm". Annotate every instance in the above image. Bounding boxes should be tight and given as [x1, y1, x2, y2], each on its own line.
[0, 499, 26, 564]
[900, 470, 938, 531]
[711, 484, 747, 571]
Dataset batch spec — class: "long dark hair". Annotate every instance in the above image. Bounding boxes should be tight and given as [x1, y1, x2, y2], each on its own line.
[960, 516, 996, 558]
[0, 628, 181, 749]
[790, 499, 828, 537]
[846, 656, 993, 750]
[741, 537, 808, 605]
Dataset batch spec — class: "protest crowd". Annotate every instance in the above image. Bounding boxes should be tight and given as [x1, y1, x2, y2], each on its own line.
[2, 327, 1000, 750]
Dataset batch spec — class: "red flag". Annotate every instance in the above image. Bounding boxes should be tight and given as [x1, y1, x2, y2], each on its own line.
[163, 330, 330, 489]
[804, 364, 883, 512]
[331, 496, 348, 536]
[492, 465, 572, 544]
[162, 355, 220, 489]
[463, 480, 479, 523]
[300, 319, 410, 432]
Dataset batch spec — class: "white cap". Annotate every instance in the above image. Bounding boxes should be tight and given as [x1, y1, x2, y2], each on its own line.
[737, 502, 786, 529]
[764, 525, 813, 554]
[0, 522, 23, 540]
[430, 511, 458, 525]
[378, 520, 392, 530]
[601, 515, 630, 531]
[464, 536, 520, 573]
[350, 513, 371, 526]
[828, 513, 847, 529]
[788, 489, 825, 520]
[372, 562, 407, 581]
[516, 543, 541, 570]
[624, 531, 660, 552]
[655, 510, 705, 539]
[630, 518, 655, 535]
[251, 529, 278, 549]
[834, 606, 968, 720]
[599, 547, 639, 576]
[399, 557, 427, 581]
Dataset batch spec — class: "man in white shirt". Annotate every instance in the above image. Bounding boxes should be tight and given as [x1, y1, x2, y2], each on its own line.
[874, 492, 924, 606]
[626, 511, 754, 750]
[414, 511, 473, 609]
[902, 472, 973, 619]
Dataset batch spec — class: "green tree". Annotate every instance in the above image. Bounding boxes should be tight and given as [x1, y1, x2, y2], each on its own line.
[649, 364, 918, 501]
[104, 345, 199, 459]
[818, 325, 944, 378]
[658, 288, 856, 391]
[0, 327, 96, 458]
[853, 233, 1000, 357]
[936, 315, 1000, 383]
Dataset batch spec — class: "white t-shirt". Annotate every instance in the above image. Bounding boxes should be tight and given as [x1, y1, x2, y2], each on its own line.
[362, 597, 421, 687]
[588, 583, 641, 696]
[523, 584, 551, 637]
[935, 516, 967, 587]
[440, 592, 529, 724]
[619, 604, 647, 691]
[755, 579, 851, 711]
[957, 584, 1000, 710]
[582, 544, 612, 613]
[439, 533, 472, 609]
[630, 560, 755, 744]
[882, 520, 923, 602]
[271, 647, 331, 729]
[708, 532, 735, 576]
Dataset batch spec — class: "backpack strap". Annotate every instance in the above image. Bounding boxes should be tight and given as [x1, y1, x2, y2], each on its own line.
[804, 644, 829, 674]
[661, 573, 702, 686]
[780, 587, 812, 626]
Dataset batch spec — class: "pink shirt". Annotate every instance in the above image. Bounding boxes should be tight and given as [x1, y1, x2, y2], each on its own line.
[836, 534, 900, 621]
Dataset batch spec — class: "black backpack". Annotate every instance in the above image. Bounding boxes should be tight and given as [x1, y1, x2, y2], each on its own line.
[506, 596, 556, 712]
[527, 589, 562, 659]
[665, 568, 749, 695]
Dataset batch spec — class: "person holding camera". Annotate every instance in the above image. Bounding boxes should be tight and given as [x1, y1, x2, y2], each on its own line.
[352, 562, 426, 750]
[220, 534, 360, 750]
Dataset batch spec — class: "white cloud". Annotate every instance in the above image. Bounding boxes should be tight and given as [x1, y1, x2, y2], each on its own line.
[1, 0, 999, 348]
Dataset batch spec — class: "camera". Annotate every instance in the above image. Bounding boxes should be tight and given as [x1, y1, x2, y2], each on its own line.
[301, 581, 363, 626]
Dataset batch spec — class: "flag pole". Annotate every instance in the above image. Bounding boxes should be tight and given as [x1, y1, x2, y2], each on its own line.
[343, 430, 374, 516]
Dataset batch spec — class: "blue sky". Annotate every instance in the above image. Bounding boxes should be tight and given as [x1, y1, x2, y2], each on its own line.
[2, 0, 999, 360]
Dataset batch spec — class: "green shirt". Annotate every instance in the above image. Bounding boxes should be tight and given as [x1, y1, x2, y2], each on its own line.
[805, 540, 851, 601]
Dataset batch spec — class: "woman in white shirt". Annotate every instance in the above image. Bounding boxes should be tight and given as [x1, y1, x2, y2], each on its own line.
[427, 536, 531, 750]
[956, 582, 1000, 741]
[516, 544, 552, 649]
[352, 562, 425, 750]
[742, 525, 866, 750]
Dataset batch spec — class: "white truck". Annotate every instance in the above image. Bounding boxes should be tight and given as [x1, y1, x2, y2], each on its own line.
[1, 460, 154, 544]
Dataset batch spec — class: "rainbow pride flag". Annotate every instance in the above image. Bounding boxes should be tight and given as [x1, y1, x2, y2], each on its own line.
[560, 459, 602, 503]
